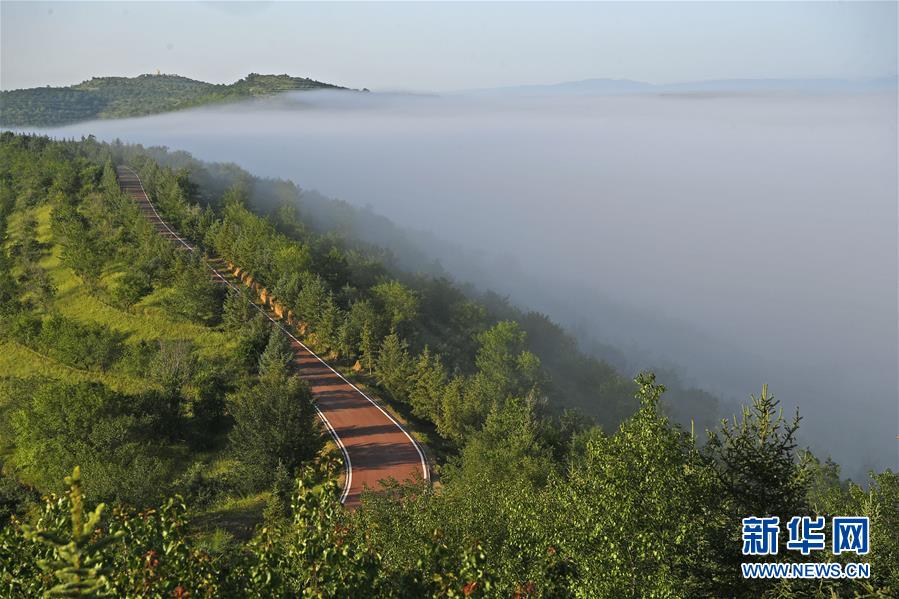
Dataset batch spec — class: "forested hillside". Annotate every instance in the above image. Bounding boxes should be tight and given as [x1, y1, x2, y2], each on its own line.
[0, 73, 347, 126]
[0, 132, 895, 597]
[122, 144, 725, 436]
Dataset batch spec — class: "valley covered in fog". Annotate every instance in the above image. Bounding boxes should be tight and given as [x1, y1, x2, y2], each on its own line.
[26, 87, 898, 476]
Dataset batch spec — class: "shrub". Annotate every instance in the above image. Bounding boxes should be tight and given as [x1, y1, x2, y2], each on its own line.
[11, 380, 175, 504]
[36, 314, 123, 371]
[227, 375, 321, 491]
[5, 311, 42, 345]
[111, 268, 153, 307]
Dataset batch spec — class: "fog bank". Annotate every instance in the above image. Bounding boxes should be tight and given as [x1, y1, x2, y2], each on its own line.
[26, 89, 898, 475]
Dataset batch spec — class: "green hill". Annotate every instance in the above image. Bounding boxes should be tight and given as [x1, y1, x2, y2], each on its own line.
[0, 73, 347, 127]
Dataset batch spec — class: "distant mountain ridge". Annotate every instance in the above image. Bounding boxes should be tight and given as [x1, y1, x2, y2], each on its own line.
[0, 73, 349, 127]
[461, 75, 898, 96]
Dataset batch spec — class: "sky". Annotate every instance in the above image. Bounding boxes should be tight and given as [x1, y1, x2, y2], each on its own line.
[1, 1, 897, 92]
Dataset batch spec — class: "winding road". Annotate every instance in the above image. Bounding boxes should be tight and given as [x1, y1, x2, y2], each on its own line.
[117, 166, 429, 508]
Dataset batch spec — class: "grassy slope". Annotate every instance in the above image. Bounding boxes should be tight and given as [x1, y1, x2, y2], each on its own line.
[1, 203, 237, 393]
[0, 202, 267, 538]
[0, 73, 348, 127]
[1, 192, 417, 536]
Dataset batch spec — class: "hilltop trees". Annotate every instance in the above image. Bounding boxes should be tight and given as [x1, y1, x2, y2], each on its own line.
[0, 73, 346, 128]
[135, 149, 651, 441]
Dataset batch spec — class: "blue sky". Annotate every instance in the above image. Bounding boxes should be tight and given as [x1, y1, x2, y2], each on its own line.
[1, 1, 896, 91]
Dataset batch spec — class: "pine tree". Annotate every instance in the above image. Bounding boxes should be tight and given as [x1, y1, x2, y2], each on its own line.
[222, 288, 254, 331]
[375, 332, 414, 402]
[337, 316, 355, 361]
[258, 327, 295, 378]
[409, 347, 447, 421]
[100, 160, 118, 196]
[316, 294, 342, 353]
[166, 253, 224, 325]
[359, 323, 376, 375]
[21, 466, 124, 597]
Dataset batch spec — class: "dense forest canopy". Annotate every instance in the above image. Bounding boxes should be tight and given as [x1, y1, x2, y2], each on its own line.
[0, 73, 348, 127]
[0, 132, 895, 597]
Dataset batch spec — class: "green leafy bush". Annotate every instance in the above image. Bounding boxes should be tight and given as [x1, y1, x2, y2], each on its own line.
[227, 375, 322, 491]
[36, 315, 123, 371]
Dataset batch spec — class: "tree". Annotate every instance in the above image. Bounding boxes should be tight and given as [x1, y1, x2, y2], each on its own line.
[315, 245, 350, 289]
[258, 326, 295, 377]
[435, 322, 544, 441]
[20, 261, 56, 310]
[36, 315, 122, 371]
[233, 313, 271, 373]
[372, 280, 419, 334]
[263, 461, 293, 525]
[272, 272, 303, 309]
[0, 250, 22, 316]
[111, 267, 152, 308]
[273, 243, 312, 280]
[227, 375, 321, 491]
[375, 332, 414, 402]
[452, 394, 554, 492]
[359, 322, 377, 374]
[345, 299, 384, 364]
[100, 159, 119, 195]
[49, 160, 79, 203]
[697, 385, 811, 597]
[295, 272, 328, 326]
[408, 347, 446, 422]
[246, 468, 382, 597]
[51, 203, 106, 291]
[474, 321, 542, 400]
[11, 380, 174, 505]
[337, 316, 355, 361]
[705, 385, 807, 517]
[316, 293, 342, 354]
[436, 375, 469, 442]
[150, 339, 196, 422]
[165, 253, 224, 325]
[20, 466, 124, 597]
[548, 372, 706, 597]
[222, 287, 254, 331]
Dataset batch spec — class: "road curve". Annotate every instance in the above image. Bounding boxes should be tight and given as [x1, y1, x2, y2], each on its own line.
[116, 165, 429, 507]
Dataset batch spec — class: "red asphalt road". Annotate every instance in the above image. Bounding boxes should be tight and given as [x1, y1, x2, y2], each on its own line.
[117, 166, 428, 508]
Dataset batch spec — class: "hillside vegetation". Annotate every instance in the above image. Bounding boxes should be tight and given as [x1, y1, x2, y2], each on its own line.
[0, 73, 347, 126]
[0, 132, 895, 597]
